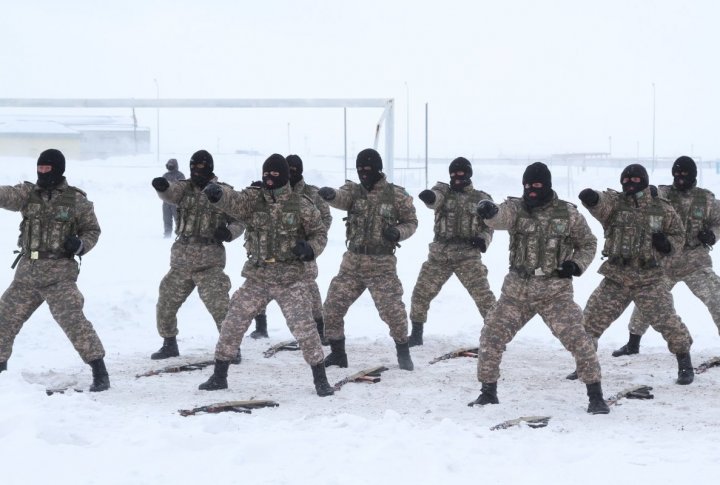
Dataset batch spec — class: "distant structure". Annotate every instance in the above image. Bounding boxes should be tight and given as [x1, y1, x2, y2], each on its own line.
[0, 114, 150, 159]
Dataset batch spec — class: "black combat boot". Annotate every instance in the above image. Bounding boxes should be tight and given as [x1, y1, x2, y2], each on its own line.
[315, 318, 329, 346]
[0, 361, 6, 373]
[566, 370, 578, 380]
[198, 360, 230, 390]
[676, 353, 694, 385]
[612, 333, 641, 357]
[88, 358, 110, 392]
[250, 313, 269, 339]
[151, 336, 179, 360]
[408, 321, 424, 347]
[324, 338, 348, 368]
[586, 382, 610, 414]
[468, 382, 499, 406]
[231, 348, 242, 365]
[396, 341, 414, 371]
[311, 363, 335, 397]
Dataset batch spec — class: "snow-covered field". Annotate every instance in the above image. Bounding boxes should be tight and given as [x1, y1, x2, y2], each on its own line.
[0, 153, 718, 485]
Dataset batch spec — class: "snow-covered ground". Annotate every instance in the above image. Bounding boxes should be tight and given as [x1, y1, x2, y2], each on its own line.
[0, 153, 718, 485]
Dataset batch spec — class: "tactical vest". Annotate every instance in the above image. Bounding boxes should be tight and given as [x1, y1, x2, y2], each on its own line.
[508, 199, 573, 276]
[434, 188, 488, 243]
[602, 192, 666, 267]
[19, 187, 78, 254]
[177, 183, 228, 239]
[245, 190, 303, 264]
[345, 182, 398, 255]
[662, 186, 710, 249]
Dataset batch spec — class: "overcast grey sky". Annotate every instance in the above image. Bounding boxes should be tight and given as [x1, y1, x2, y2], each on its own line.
[2, 0, 719, 160]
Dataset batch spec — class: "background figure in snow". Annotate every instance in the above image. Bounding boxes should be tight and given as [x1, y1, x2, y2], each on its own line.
[249, 154, 332, 344]
[575, 163, 695, 385]
[409, 157, 496, 346]
[471, 162, 609, 415]
[197, 154, 333, 397]
[161, 158, 185, 238]
[151, 150, 242, 362]
[318, 148, 417, 371]
[0, 149, 110, 392]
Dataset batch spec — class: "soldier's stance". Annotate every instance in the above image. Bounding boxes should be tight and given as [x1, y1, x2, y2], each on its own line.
[471, 162, 608, 414]
[318, 148, 417, 371]
[151, 150, 242, 361]
[575, 163, 694, 385]
[0, 149, 109, 392]
[409, 157, 496, 346]
[614, 156, 720, 357]
[161, 158, 185, 237]
[198, 154, 333, 396]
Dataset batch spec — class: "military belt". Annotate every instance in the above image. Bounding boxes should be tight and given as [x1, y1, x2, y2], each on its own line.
[27, 251, 72, 260]
[349, 244, 395, 256]
[510, 267, 558, 279]
[177, 236, 220, 245]
[434, 236, 471, 245]
[605, 255, 660, 269]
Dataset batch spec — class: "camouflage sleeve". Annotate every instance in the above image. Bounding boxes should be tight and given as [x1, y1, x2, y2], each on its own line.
[483, 198, 518, 231]
[212, 187, 259, 224]
[568, 207, 597, 273]
[74, 193, 101, 255]
[157, 180, 186, 205]
[0, 182, 33, 212]
[326, 181, 356, 211]
[301, 199, 328, 258]
[706, 193, 720, 233]
[662, 202, 686, 254]
[226, 219, 245, 241]
[585, 190, 617, 228]
[314, 193, 333, 230]
[395, 189, 418, 241]
[426, 182, 449, 210]
[476, 192, 494, 245]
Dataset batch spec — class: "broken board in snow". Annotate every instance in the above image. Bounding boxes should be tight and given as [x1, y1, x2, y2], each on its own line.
[178, 399, 279, 417]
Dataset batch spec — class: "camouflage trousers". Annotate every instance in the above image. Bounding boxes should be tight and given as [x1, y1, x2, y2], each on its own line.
[0, 258, 105, 363]
[584, 276, 692, 354]
[323, 252, 409, 343]
[478, 272, 601, 385]
[410, 250, 496, 323]
[258, 260, 323, 321]
[156, 265, 231, 338]
[215, 277, 324, 365]
[629, 267, 720, 337]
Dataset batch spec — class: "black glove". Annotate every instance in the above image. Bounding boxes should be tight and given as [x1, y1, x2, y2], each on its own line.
[213, 226, 232, 242]
[292, 240, 315, 261]
[698, 229, 716, 246]
[203, 183, 223, 203]
[382, 226, 400, 243]
[470, 237, 487, 253]
[476, 200, 499, 219]
[250, 180, 263, 188]
[652, 232, 672, 253]
[418, 190, 436, 205]
[318, 187, 336, 201]
[557, 260, 581, 278]
[578, 188, 599, 207]
[64, 235, 83, 255]
[152, 177, 169, 192]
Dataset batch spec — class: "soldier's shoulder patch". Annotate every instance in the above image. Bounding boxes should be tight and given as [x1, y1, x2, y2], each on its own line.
[560, 199, 577, 209]
[304, 183, 320, 192]
[67, 185, 88, 198]
[301, 193, 315, 204]
[391, 184, 411, 197]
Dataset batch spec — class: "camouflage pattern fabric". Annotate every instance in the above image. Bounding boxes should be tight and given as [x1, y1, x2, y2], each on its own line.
[628, 185, 720, 336]
[0, 180, 105, 363]
[323, 176, 417, 343]
[410, 181, 496, 323]
[476, 193, 601, 385]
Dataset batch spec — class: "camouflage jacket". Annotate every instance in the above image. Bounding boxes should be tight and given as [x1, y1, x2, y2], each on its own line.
[486, 192, 596, 278]
[328, 175, 417, 255]
[294, 179, 332, 230]
[424, 181, 493, 249]
[0, 178, 100, 258]
[583, 188, 685, 285]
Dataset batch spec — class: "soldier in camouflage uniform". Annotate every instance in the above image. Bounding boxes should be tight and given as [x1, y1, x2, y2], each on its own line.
[409, 157, 496, 346]
[151, 150, 243, 361]
[612, 156, 720, 357]
[249, 154, 332, 344]
[318, 148, 418, 371]
[470, 162, 609, 415]
[197, 154, 334, 396]
[573, 163, 695, 385]
[0, 149, 109, 392]
[161, 158, 185, 238]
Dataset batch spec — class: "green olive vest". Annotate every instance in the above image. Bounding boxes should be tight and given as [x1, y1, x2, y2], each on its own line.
[177, 183, 228, 239]
[245, 190, 303, 264]
[662, 186, 711, 249]
[434, 189, 488, 243]
[19, 187, 79, 254]
[345, 182, 398, 254]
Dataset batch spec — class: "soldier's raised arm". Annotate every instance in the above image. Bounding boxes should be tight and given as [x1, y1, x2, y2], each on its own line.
[418, 182, 449, 209]
[480, 199, 517, 232]
[579, 189, 617, 227]
[0, 182, 33, 212]
[203, 184, 259, 225]
[319, 181, 354, 211]
[152, 176, 186, 205]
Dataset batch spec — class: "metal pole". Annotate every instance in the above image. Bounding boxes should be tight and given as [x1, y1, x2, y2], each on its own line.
[404, 81, 409, 169]
[652, 82, 656, 171]
[153, 79, 160, 162]
[425, 102, 429, 189]
[344, 107, 347, 181]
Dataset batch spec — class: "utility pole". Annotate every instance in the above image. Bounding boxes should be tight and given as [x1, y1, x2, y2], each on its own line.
[153, 78, 160, 162]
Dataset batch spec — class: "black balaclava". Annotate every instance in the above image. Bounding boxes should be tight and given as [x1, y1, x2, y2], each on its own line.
[448, 157, 472, 191]
[672, 156, 697, 191]
[189, 150, 214, 188]
[620, 164, 649, 195]
[36, 148, 66, 189]
[286, 154, 303, 187]
[262, 154, 289, 190]
[356, 148, 383, 191]
[166, 158, 179, 171]
[522, 162, 553, 208]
